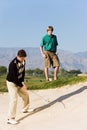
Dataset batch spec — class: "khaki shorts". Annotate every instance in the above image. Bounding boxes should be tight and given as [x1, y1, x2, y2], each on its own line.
[44, 51, 60, 68]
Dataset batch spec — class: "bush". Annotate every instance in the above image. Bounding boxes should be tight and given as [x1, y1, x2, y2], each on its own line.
[0, 66, 7, 76]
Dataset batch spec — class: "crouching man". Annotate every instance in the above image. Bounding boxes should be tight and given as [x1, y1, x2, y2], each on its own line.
[6, 49, 32, 125]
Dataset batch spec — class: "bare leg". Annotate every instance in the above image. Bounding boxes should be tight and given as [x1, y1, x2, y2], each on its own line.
[54, 66, 59, 80]
[45, 67, 49, 81]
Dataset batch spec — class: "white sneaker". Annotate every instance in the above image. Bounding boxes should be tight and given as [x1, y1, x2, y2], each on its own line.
[22, 108, 34, 113]
[27, 108, 34, 112]
[7, 119, 18, 125]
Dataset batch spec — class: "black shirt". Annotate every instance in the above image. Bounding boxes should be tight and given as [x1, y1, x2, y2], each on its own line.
[6, 57, 25, 87]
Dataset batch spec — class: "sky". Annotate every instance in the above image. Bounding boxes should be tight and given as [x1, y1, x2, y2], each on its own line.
[0, 0, 87, 52]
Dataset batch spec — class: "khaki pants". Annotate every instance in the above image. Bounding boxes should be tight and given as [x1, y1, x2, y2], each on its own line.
[7, 81, 29, 119]
[44, 51, 60, 68]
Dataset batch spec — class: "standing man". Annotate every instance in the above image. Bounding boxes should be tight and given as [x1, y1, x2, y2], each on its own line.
[6, 49, 32, 125]
[40, 26, 59, 81]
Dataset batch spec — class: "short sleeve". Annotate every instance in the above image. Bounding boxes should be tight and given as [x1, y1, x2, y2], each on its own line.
[40, 37, 45, 46]
[55, 36, 58, 46]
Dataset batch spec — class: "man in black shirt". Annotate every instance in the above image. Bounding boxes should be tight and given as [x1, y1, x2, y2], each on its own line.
[7, 50, 32, 125]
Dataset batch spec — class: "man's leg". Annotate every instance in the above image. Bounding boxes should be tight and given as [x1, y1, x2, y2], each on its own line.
[44, 52, 51, 81]
[45, 67, 49, 81]
[7, 81, 18, 120]
[54, 66, 59, 80]
[18, 88, 29, 112]
[52, 54, 60, 80]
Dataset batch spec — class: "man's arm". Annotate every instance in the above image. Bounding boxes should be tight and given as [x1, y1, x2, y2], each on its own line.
[55, 35, 58, 46]
[21, 67, 25, 82]
[9, 63, 23, 87]
[40, 46, 46, 58]
[55, 35, 58, 53]
[40, 36, 47, 58]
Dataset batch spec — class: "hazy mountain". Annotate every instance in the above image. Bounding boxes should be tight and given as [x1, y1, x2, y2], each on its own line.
[0, 47, 87, 72]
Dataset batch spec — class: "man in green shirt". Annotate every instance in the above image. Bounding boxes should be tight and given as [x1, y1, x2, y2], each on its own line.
[40, 26, 60, 81]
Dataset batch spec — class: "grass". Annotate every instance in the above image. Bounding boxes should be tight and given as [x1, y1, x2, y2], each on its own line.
[26, 76, 87, 90]
[0, 75, 87, 92]
[0, 75, 7, 92]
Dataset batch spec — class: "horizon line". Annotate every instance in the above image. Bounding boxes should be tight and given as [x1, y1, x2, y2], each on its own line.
[0, 47, 87, 53]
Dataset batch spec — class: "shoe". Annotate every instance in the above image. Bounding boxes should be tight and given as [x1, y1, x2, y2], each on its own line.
[22, 108, 34, 113]
[27, 109, 34, 112]
[7, 119, 18, 125]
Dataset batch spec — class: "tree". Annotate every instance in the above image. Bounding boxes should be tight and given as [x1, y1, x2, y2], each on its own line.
[0, 66, 7, 75]
[59, 68, 68, 76]
[68, 69, 82, 76]
[26, 68, 44, 76]
[59, 68, 82, 77]
[34, 68, 44, 75]
[26, 69, 34, 75]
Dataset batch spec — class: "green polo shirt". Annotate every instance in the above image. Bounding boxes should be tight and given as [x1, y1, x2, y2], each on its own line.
[40, 34, 58, 53]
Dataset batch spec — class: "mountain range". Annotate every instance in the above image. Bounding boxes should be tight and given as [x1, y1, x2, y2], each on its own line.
[0, 47, 87, 73]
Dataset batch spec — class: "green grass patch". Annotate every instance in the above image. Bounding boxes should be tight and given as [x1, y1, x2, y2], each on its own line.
[26, 76, 87, 90]
[0, 75, 7, 92]
[0, 75, 87, 92]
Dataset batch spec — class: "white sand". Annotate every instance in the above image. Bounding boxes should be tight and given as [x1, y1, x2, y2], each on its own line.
[0, 82, 87, 130]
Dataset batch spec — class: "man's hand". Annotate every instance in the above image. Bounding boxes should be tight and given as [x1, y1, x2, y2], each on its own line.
[40, 46, 47, 58]
[42, 53, 47, 58]
[21, 85, 27, 91]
